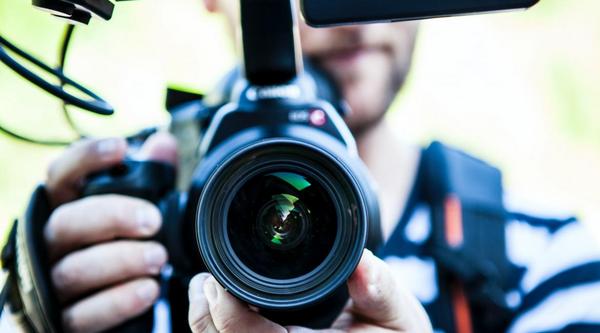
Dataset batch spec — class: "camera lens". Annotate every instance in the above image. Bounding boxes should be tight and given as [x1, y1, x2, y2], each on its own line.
[197, 139, 376, 312]
[257, 193, 308, 251]
[227, 171, 337, 279]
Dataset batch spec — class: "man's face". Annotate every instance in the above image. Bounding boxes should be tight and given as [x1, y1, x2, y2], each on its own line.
[205, 0, 418, 134]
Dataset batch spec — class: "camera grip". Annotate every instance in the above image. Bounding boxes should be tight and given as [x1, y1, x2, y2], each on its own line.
[82, 160, 176, 203]
[81, 160, 176, 333]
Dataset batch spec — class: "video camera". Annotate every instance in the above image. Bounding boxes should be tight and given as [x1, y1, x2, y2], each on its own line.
[0, 0, 539, 332]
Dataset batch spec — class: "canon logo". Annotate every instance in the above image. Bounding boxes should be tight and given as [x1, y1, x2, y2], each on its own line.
[246, 85, 302, 101]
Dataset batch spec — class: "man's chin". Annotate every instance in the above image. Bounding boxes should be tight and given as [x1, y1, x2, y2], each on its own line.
[344, 91, 388, 136]
[345, 112, 386, 138]
[341, 75, 395, 137]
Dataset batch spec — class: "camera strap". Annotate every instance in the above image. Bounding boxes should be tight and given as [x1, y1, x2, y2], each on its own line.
[421, 142, 518, 333]
[0, 227, 15, 319]
[0, 186, 62, 332]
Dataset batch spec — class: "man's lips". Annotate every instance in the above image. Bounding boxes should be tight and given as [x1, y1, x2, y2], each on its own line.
[320, 46, 377, 67]
[318, 46, 383, 70]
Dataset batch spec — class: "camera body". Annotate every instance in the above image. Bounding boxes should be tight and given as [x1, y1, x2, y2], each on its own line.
[83, 66, 382, 328]
[184, 69, 383, 313]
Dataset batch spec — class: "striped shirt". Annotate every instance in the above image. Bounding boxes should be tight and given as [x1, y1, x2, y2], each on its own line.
[380, 201, 600, 333]
[4, 154, 596, 333]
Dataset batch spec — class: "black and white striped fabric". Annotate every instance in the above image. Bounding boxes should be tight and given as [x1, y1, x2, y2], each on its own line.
[380, 202, 600, 333]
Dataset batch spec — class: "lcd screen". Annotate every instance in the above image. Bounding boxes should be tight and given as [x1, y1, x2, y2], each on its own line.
[301, 0, 539, 27]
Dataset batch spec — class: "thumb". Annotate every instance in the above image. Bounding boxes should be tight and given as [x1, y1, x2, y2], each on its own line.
[347, 250, 432, 332]
[136, 131, 178, 165]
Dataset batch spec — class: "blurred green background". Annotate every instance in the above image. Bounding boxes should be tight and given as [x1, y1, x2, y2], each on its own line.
[1, 0, 600, 239]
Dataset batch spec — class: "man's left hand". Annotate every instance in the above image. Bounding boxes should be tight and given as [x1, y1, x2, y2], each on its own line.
[187, 249, 432, 333]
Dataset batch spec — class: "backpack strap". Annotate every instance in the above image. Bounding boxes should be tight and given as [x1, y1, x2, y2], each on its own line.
[421, 141, 516, 333]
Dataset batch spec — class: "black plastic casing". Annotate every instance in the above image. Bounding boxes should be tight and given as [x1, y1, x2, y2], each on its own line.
[170, 74, 381, 327]
[301, 0, 540, 26]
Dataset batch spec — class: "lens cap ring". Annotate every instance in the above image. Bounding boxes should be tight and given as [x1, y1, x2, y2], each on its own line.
[197, 139, 369, 310]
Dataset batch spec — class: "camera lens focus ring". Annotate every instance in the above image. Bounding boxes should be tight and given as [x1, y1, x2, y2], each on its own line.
[196, 139, 368, 310]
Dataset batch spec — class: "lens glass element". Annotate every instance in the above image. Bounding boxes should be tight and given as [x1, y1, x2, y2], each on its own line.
[227, 170, 337, 279]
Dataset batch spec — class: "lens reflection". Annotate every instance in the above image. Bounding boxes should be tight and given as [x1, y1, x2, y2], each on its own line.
[258, 193, 308, 250]
[227, 170, 337, 279]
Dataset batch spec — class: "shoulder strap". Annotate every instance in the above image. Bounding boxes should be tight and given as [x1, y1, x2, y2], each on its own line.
[421, 141, 516, 333]
[0, 186, 61, 333]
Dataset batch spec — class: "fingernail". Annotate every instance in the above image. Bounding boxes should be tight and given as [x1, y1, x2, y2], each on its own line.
[144, 246, 167, 274]
[189, 274, 210, 302]
[43, 225, 55, 244]
[363, 250, 385, 299]
[96, 138, 124, 156]
[203, 278, 218, 304]
[363, 250, 379, 287]
[136, 280, 157, 303]
[136, 207, 161, 235]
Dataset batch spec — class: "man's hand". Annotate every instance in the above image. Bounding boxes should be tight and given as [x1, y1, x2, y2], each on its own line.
[44, 133, 177, 333]
[188, 250, 433, 333]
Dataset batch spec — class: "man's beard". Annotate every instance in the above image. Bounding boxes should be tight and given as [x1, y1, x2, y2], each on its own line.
[344, 60, 411, 138]
[305, 27, 418, 137]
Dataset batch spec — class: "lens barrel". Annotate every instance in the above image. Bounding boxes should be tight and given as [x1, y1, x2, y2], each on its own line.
[196, 139, 370, 311]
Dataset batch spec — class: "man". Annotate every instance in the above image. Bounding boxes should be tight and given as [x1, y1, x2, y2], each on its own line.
[29, 0, 600, 332]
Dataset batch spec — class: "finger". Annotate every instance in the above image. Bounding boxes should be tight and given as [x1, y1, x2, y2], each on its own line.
[62, 278, 159, 333]
[45, 195, 161, 261]
[136, 131, 178, 165]
[188, 273, 217, 333]
[286, 326, 343, 333]
[203, 277, 286, 333]
[47, 138, 127, 207]
[46, 132, 178, 207]
[52, 241, 167, 303]
[330, 302, 354, 330]
[286, 327, 393, 333]
[347, 250, 432, 332]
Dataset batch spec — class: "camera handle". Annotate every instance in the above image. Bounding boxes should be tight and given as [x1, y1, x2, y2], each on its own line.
[82, 160, 176, 204]
[81, 160, 177, 333]
[240, 0, 301, 86]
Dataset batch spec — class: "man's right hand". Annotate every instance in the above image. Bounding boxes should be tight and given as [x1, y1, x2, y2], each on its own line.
[43, 133, 177, 333]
